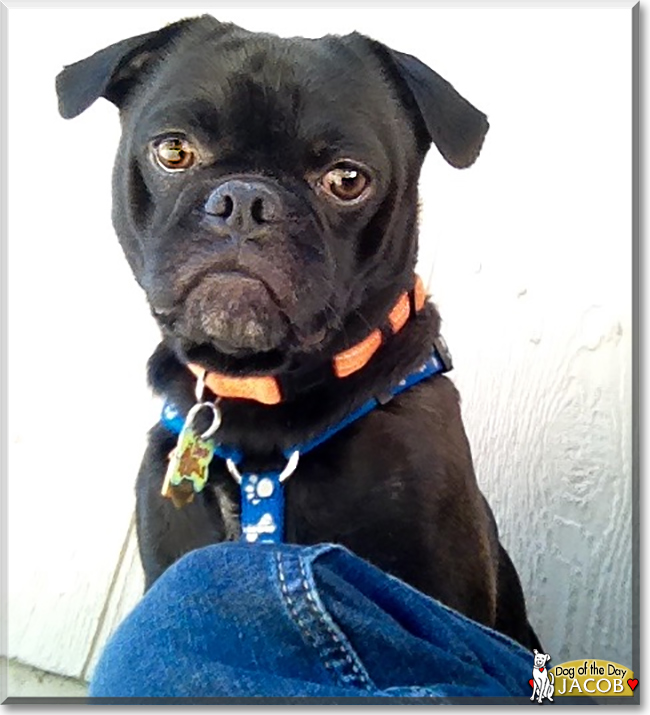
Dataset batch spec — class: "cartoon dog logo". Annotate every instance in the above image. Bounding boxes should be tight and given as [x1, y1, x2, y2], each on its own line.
[531, 649, 555, 703]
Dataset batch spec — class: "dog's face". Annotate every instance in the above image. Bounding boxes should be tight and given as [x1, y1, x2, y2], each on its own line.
[533, 650, 551, 669]
[57, 16, 488, 373]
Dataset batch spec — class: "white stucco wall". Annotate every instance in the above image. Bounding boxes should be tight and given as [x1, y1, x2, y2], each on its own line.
[6, 5, 634, 683]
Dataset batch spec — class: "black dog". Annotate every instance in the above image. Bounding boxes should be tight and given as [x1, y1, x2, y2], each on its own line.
[57, 15, 540, 649]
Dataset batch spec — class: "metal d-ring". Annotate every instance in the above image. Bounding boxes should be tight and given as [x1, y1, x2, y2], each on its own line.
[225, 458, 243, 485]
[226, 450, 300, 485]
[185, 400, 222, 440]
[279, 450, 300, 482]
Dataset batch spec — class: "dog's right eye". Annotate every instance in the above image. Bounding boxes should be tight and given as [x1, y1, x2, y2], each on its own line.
[152, 137, 197, 172]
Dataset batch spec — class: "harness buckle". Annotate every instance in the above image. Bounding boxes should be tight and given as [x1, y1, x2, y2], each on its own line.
[433, 334, 453, 372]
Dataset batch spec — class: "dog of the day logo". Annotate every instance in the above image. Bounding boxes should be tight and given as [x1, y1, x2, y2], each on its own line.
[537, 656, 637, 698]
[529, 650, 555, 703]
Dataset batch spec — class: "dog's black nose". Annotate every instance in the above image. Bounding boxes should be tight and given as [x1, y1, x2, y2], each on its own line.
[204, 180, 283, 239]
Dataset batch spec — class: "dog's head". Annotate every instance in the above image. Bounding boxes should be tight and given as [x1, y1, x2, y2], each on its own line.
[56, 16, 488, 374]
[533, 649, 551, 669]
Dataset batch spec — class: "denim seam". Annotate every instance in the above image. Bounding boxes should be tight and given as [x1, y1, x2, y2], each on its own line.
[275, 551, 374, 693]
[297, 555, 373, 689]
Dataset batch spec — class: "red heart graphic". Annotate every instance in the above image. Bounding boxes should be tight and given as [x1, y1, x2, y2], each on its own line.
[529, 679, 534, 688]
[628, 679, 638, 691]
[539, 667, 544, 672]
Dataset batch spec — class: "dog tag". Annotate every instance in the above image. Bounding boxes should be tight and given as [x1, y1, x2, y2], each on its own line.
[161, 403, 220, 509]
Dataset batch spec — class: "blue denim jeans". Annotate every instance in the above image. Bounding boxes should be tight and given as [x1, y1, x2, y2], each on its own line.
[89, 543, 533, 700]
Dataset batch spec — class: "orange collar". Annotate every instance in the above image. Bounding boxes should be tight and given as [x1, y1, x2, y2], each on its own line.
[188, 275, 427, 405]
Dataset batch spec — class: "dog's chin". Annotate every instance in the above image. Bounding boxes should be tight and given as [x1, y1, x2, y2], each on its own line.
[180, 342, 290, 375]
[169, 319, 332, 376]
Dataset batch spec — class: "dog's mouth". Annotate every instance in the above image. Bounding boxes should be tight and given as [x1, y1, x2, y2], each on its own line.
[147, 254, 339, 373]
[163, 270, 292, 356]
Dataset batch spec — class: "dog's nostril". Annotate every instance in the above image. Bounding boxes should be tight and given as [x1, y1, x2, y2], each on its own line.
[217, 195, 234, 218]
[205, 190, 235, 219]
[251, 198, 264, 224]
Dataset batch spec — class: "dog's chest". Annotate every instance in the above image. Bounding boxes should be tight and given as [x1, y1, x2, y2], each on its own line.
[202, 400, 429, 544]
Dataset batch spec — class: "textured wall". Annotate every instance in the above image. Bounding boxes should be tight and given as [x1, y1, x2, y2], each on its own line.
[6, 6, 633, 682]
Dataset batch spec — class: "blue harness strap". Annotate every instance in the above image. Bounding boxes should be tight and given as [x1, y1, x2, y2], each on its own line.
[160, 347, 450, 544]
[287, 350, 446, 458]
[239, 471, 285, 543]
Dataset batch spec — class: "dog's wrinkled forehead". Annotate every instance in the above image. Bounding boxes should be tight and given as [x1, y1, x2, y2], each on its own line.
[130, 30, 409, 172]
[56, 16, 489, 171]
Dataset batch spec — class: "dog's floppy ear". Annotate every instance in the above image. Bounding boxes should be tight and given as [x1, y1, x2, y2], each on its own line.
[362, 37, 489, 168]
[56, 15, 220, 119]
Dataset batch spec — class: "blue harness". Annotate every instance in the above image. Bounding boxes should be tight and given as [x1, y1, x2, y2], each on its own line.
[161, 347, 450, 544]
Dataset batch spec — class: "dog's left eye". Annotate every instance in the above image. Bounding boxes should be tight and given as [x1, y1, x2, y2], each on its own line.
[319, 165, 370, 203]
[152, 137, 197, 172]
